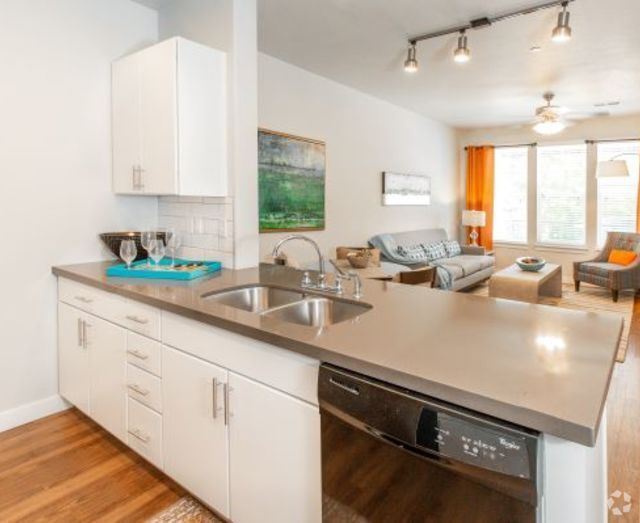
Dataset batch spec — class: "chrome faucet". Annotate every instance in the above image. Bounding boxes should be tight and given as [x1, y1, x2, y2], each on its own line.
[329, 260, 364, 299]
[272, 234, 327, 289]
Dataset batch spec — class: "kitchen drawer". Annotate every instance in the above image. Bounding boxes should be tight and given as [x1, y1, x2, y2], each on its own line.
[127, 364, 162, 413]
[127, 332, 162, 377]
[127, 397, 163, 470]
[58, 278, 120, 319]
[116, 300, 161, 340]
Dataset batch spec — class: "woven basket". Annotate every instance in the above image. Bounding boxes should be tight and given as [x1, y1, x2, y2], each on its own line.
[100, 231, 167, 262]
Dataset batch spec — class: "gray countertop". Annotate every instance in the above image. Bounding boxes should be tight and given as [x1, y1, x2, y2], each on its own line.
[52, 261, 623, 446]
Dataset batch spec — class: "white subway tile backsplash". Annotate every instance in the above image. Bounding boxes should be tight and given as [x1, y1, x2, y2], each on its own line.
[158, 195, 234, 268]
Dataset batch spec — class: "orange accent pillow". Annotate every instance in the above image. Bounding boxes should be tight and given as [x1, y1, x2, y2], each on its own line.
[608, 249, 638, 266]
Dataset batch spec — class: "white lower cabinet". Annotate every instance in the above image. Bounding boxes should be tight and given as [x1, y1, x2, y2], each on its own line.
[228, 372, 322, 523]
[87, 315, 127, 442]
[162, 345, 230, 517]
[58, 303, 90, 415]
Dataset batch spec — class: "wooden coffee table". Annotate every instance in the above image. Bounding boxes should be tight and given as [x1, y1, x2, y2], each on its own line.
[489, 263, 562, 303]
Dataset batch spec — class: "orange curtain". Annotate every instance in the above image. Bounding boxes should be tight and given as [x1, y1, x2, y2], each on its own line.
[465, 146, 495, 250]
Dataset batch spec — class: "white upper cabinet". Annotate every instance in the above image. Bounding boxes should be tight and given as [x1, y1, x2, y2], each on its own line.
[112, 37, 227, 196]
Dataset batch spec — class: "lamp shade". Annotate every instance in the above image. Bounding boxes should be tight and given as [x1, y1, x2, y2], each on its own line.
[462, 210, 486, 227]
[596, 159, 629, 178]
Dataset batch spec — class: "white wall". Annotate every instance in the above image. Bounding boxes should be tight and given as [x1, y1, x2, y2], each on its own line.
[0, 0, 159, 429]
[458, 114, 640, 280]
[158, 0, 259, 268]
[258, 54, 459, 265]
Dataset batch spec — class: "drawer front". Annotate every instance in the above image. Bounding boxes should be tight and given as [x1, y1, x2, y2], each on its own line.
[127, 397, 163, 470]
[127, 332, 162, 377]
[162, 312, 320, 406]
[117, 300, 161, 340]
[127, 364, 162, 413]
[58, 278, 119, 319]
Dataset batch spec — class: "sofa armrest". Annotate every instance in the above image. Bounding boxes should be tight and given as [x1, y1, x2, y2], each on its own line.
[461, 245, 486, 256]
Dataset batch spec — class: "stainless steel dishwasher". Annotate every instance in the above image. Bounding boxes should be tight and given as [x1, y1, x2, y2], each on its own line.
[319, 364, 541, 523]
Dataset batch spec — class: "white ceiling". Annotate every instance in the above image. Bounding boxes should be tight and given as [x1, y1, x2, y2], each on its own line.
[257, 0, 640, 129]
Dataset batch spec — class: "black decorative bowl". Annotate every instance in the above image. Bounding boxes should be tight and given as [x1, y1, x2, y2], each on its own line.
[100, 231, 166, 262]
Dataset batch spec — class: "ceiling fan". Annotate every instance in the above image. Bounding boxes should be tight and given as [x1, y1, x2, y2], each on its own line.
[530, 92, 608, 135]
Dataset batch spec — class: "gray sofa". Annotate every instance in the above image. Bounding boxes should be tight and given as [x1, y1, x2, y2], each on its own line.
[369, 228, 495, 291]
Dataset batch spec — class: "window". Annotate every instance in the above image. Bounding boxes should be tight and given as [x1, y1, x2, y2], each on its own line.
[537, 144, 587, 246]
[493, 147, 528, 243]
[596, 141, 640, 247]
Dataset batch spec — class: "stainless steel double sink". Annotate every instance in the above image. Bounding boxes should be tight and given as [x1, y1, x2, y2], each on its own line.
[202, 285, 371, 327]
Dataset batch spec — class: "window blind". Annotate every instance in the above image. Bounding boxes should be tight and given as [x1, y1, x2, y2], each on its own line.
[493, 147, 528, 243]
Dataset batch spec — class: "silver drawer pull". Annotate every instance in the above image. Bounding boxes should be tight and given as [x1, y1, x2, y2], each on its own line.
[127, 349, 149, 360]
[74, 295, 93, 304]
[125, 315, 149, 325]
[128, 428, 150, 443]
[127, 384, 150, 396]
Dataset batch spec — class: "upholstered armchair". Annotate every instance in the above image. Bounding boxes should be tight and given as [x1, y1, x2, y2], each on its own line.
[573, 231, 640, 302]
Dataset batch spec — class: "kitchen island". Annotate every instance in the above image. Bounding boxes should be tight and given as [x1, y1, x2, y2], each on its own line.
[52, 261, 622, 522]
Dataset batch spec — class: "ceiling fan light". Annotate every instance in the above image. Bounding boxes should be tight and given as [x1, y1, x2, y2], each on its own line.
[533, 119, 566, 135]
[404, 43, 418, 72]
[453, 32, 471, 63]
[551, 5, 572, 42]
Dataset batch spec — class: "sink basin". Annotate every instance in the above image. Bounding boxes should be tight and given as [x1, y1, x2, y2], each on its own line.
[262, 297, 371, 327]
[203, 285, 304, 313]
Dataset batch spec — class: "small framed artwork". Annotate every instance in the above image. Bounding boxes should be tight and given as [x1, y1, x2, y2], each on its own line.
[258, 129, 326, 232]
[382, 172, 431, 206]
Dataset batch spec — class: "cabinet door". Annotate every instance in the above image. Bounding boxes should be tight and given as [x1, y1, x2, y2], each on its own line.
[163, 346, 229, 516]
[58, 304, 89, 414]
[112, 53, 141, 194]
[138, 38, 178, 195]
[86, 315, 127, 441]
[229, 372, 322, 523]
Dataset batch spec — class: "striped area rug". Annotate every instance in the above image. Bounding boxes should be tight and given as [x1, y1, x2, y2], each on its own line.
[147, 497, 220, 523]
[469, 282, 633, 363]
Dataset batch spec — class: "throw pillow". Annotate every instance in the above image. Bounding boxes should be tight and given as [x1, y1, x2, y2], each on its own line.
[396, 243, 428, 261]
[423, 241, 447, 262]
[608, 249, 637, 266]
[443, 240, 462, 257]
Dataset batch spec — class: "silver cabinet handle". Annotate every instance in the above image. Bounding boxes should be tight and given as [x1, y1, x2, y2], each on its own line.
[74, 295, 93, 304]
[125, 315, 149, 325]
[128, 428, 150, 443]
[77, 318, 83, 348]
[127, 383, 150, 396]
[212, 378, 219, 419]
[82, 321, 90, 349]
[127, 349, 149, 360]
[223, 383, 231, 426]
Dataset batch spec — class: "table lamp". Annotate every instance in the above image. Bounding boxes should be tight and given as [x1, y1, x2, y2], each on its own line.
[462, 210, 486, 247]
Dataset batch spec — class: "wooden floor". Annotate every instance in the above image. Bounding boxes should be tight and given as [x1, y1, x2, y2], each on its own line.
[0, 409, 185, 522]
[1, 298, 640, 522]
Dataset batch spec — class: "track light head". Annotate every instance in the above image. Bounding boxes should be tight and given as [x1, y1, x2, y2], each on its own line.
[551, 2, 572, 42]
[404, 43, 418, 73]
[453, 31, 471, 63]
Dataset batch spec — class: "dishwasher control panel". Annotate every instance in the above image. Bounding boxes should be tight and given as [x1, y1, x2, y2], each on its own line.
[416, 409, 536, 479]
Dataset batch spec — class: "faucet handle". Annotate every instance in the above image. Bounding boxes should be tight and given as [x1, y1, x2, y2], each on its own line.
[317, 272, 327, 289]
[301, 271, 312, 287]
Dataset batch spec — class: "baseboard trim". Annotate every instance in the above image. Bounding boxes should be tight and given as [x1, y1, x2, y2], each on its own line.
[0, 395, 71, 433]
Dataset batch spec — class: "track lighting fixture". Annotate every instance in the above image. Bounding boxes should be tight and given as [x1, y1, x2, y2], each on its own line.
[404, 43, 418, 73]
[453, 30, 470, 63]
[403, 0, 575, 71]
[551, 2, 572, 43]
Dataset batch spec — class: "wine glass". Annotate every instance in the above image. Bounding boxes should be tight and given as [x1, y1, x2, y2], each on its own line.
[119, 240, 137, 270]
[141, 230, 156, 267]
[166, 230, 182, 267]
[148, 239, 166, 270]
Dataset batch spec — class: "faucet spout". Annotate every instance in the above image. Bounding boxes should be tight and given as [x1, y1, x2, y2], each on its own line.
[272, 234, 326, 284]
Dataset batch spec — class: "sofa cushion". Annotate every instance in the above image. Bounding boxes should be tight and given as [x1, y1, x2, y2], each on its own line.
[437, 255, 495, 280]
[396, 243, 428, 262]
[443, 240, 462, 257]
[423, 241, 447, 261]
[578, 262, 627, 278]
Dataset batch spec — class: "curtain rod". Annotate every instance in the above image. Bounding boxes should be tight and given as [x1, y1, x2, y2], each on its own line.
[464, 143, 537, 151]
[585, 138, 640, 144]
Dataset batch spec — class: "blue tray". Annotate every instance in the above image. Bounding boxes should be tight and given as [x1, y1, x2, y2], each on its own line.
[106, 258, 222, 280]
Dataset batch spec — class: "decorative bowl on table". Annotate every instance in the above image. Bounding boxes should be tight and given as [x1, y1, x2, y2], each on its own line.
[346, 250, 371, 269]
[99, 231, 167, 262]
[516, 256, 546, 272]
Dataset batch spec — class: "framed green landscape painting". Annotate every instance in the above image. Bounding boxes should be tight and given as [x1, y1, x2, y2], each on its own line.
[258, 129, 326, 232]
